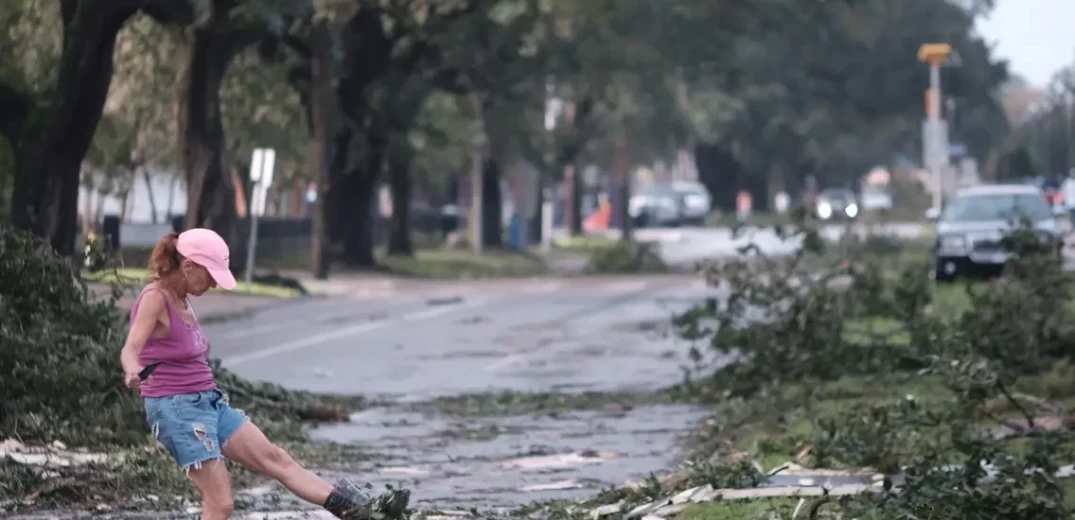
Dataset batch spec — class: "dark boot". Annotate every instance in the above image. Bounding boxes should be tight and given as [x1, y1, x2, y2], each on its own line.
[324, 480, 410, 520]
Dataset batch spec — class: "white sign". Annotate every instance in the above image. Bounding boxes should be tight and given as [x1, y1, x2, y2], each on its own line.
[774, 192, 790, 214]
[249, 148, 276, 217]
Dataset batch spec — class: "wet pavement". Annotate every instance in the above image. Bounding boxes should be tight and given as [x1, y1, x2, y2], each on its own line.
[199, 274, 725, 513]
[303, 404, 709, 510]
[213, 275, 721, 400]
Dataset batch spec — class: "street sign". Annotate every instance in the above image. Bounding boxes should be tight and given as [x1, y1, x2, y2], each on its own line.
[249, 148, 276, 217]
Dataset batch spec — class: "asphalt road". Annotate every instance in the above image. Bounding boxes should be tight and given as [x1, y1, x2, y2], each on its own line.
[201, 275, 725, 511]
[211, 274, 718, 401]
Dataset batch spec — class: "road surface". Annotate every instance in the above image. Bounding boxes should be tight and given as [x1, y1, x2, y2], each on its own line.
[203, 275, 724, 512]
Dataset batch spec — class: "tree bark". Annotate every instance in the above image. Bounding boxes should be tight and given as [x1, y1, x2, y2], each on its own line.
[9, 0, 141, 255]
[337, 170, 378, 267]
[566, 164, 582, 235]
[177, 26, 261, 271]
[140, 166, 158, 223]
[331, 131, 383, 268]
[386, 152, 413, 256]
[529, 173, 545, 243]
[613, 138, 632, 242]
[481, 158, 503, 247]
[308, 20, 334, 279]
[165, 175, 178, 221]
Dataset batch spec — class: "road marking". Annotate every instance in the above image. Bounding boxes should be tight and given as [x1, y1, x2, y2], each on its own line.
[221, 298, 488, 367]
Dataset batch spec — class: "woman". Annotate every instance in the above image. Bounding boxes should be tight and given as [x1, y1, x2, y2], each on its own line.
[120, 229, 408, 520]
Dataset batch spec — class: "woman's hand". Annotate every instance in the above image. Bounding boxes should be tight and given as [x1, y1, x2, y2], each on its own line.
[124, 368, 144, 390]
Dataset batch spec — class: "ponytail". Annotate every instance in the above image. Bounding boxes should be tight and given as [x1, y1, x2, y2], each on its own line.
[147, 232, 183, 282]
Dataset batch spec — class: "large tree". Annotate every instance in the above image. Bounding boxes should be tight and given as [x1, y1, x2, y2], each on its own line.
[1, 0, 180, 254]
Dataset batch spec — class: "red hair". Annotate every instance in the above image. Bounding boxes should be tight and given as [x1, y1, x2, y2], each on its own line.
[147, 232, 185, 292]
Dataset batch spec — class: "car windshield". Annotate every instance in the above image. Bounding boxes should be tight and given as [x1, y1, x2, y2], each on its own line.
[640, 186, 677, 198]
[942, 193, 1051, 222]
[821, 189, 853, 202]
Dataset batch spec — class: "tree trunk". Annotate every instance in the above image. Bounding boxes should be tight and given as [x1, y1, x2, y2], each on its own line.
[9, 1, 141, 255]
[308, 20, 334, 279]
[386, 153, 413, 257]
[332, 132, 382, 268]
[529, 173, 545, 243]
[481, 158, 503, 247]
[694, 142, 742, 212]
[337, 170, 377, 267]
[566, 164, 582, 235]
[178, 27, 260, 271]
[613, 138, 632, 242]
[165, 175, 178, 221]
[140, 166, 158, 223]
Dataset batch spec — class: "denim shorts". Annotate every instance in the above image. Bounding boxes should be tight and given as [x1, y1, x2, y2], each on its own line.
[144, 389, 248, 472]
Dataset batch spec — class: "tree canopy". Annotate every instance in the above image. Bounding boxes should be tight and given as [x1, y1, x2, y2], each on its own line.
[0, 0, 1015, 266]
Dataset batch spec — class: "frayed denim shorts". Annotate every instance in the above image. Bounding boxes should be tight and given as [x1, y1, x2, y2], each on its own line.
[144, 389, 248, 472]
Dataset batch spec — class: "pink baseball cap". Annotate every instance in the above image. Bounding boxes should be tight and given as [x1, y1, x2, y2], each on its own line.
[176, 228, 237, 290]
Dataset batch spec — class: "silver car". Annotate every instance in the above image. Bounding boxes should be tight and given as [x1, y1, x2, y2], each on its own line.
[931, 184, 1063, 282]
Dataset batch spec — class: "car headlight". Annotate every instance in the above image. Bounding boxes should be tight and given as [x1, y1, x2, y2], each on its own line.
[939, 235, 966, 251]
[845, 203, 858, 217]
[817, 202, 832, 219]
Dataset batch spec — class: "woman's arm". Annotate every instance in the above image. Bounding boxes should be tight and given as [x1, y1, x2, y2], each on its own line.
[120, 290, 167, 388]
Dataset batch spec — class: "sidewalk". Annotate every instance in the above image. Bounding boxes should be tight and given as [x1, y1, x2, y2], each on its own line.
[89, 283, 291, 324]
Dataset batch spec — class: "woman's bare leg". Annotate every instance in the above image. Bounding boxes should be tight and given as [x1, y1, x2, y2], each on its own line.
[222, 421, 332, 504]
[187, 459, 234, 520]
[223, 421, 409, 519]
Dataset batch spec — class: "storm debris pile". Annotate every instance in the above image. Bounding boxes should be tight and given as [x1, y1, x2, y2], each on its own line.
[0, 226, 359, 510]
[656, 222, 1075, 518]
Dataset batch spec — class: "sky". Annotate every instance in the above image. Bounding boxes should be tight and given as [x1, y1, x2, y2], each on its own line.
[975, 0, 1075, 88]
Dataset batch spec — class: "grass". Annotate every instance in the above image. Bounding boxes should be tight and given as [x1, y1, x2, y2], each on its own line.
[377, 247, 551, 278]
[677, 499, 810, 520]
[81, 267, 306, 298]
[552, 234, 619, 252]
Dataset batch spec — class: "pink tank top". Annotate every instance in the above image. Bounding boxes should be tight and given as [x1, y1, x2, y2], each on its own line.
[130, 285, 217, 398]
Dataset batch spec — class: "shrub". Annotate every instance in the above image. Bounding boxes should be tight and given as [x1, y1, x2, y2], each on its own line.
[0, 225, 356, 448]
[586, 240, 667, 274]
[672, 221, 1075, 518]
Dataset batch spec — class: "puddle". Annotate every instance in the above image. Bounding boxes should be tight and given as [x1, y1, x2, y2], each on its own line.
[303, 404, 709, 509]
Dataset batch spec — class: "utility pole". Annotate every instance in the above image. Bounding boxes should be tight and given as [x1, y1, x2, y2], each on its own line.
[919, 43, 952, 210]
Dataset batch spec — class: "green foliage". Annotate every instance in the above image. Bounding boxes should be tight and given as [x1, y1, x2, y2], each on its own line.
[586, 240, 666, 274]
[0, 224, 143, 446]
[669, 221, 1075, 517]
[0, 225, 359, 448]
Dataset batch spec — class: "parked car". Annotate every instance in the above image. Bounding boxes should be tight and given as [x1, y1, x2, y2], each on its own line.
[629, 185, 685, 228]
[669, 180, 712, 225]
[930, 184, 1063, 282]
[814, 188, 859, 220]
[860, 185, 894, 213]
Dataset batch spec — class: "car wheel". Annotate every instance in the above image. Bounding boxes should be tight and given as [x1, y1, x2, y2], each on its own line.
[932, 257, 956, 283]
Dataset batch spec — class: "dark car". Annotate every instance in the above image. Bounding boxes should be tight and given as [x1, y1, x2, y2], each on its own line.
[814, 188, 859, 221]
[930, 184, 1063, 282]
